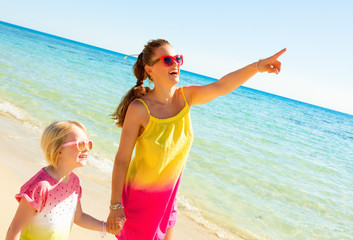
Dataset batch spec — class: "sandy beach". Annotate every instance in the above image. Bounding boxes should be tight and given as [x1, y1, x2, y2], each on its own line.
[0, 112, 221, 240]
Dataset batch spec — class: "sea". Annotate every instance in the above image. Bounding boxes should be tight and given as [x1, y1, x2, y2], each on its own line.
[1, 21, 352, 240]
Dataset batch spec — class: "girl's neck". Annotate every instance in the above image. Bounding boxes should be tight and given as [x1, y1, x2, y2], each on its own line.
[45, 165, 72, 183]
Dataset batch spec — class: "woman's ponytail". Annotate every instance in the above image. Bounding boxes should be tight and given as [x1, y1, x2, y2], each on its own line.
[111, 39, 169, 127]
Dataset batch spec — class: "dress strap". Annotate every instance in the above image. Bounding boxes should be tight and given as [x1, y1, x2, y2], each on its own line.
[180, 87, 189, 107]
[135, 98, 150, 115]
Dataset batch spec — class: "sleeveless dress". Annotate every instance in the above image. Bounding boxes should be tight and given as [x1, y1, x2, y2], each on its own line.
[117, 87, 194, 240]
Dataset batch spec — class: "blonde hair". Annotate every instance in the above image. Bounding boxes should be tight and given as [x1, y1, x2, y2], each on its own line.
[40, 121, 88, 168]
[111, 39, 170, 127]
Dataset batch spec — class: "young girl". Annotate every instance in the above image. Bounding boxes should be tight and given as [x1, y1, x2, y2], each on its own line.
[6, 121, 108, 240]
[107, 39, 286, 239]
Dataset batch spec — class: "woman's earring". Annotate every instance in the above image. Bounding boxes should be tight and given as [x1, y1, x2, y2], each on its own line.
[149, 79, 152, 85]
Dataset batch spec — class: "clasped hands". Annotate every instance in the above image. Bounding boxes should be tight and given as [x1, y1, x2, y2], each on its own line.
[106, 208, 126, 235]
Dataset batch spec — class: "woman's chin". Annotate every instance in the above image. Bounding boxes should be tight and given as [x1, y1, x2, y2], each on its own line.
[169, 75, 179, 84]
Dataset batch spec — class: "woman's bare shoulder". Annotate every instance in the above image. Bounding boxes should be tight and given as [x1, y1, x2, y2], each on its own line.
[128, 99, 148, 116]
[125, 99, 149, 128]
[178, 85, 196, 106]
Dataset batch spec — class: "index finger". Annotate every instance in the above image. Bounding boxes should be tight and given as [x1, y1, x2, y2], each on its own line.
[272, 48, 287, 59]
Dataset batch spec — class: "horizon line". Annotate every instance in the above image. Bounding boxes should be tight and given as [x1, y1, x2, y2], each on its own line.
[1, 20, 352, 117]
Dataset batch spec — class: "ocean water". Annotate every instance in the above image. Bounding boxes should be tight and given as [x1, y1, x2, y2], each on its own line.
[1, 21, 353, 240]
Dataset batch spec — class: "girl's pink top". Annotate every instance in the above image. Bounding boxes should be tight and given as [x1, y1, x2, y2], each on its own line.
[15, 168, 82, 240]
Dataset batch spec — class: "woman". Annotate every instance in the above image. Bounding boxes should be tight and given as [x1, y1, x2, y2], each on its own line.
[107, 39, 286, 240]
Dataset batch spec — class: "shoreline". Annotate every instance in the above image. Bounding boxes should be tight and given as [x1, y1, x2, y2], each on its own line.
[0, 112, 224, 240]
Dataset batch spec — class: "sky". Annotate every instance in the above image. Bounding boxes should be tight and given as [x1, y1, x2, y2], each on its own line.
[1, 0, 352, 115]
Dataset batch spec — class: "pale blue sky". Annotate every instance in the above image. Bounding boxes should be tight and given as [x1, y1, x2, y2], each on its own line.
[1, 0, 352, 114]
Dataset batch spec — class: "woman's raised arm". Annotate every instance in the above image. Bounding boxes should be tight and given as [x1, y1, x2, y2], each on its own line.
[184, 48, 286, 106]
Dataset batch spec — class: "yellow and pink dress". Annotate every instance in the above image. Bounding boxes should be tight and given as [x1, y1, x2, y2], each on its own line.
[117, 87, 194, 240]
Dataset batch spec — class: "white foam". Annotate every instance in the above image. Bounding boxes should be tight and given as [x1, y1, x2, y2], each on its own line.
[178, 195, 234, 239]
[0, 99, 43, 134]
[88, 151, 114, 174]
[177, 195, 271, 240]
[23, 121, 43, 134]
[0, 100, 27, 120]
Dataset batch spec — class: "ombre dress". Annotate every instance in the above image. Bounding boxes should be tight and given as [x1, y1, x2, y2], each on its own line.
[117, 87, 194, 240]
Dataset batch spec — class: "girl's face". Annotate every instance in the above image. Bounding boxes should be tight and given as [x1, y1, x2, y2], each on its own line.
[59, 126, 90, 169]
[147, 44, 180, 86]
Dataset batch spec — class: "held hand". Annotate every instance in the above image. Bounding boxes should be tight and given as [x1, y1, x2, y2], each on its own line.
[106, 208, 126, 235]
[257, 48, 287, 74]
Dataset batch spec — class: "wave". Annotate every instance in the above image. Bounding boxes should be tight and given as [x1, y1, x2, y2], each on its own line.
[177, 194, 270, 240]
[0, 99, 42, 134]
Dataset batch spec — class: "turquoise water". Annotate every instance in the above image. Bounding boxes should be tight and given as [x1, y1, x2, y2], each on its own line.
[1, 21, 353, 239]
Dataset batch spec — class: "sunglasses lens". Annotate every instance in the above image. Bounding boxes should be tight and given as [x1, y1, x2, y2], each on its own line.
[77, 141, 93, 151]
[88, 141, 93, 150]
[77, 141, 85, 151]
[175, 55, 183, 65]
[163, 56, 173, 66]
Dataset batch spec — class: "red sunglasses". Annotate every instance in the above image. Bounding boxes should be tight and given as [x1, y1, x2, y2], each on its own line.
[151, 55, 183, 67]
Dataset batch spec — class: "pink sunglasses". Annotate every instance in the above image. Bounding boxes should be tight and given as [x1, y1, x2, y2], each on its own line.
[151, 55, 183, 67]
[62, 140, 93, 151]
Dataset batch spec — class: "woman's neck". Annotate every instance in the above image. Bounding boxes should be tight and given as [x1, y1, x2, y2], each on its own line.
[150, 85, 177, 105]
